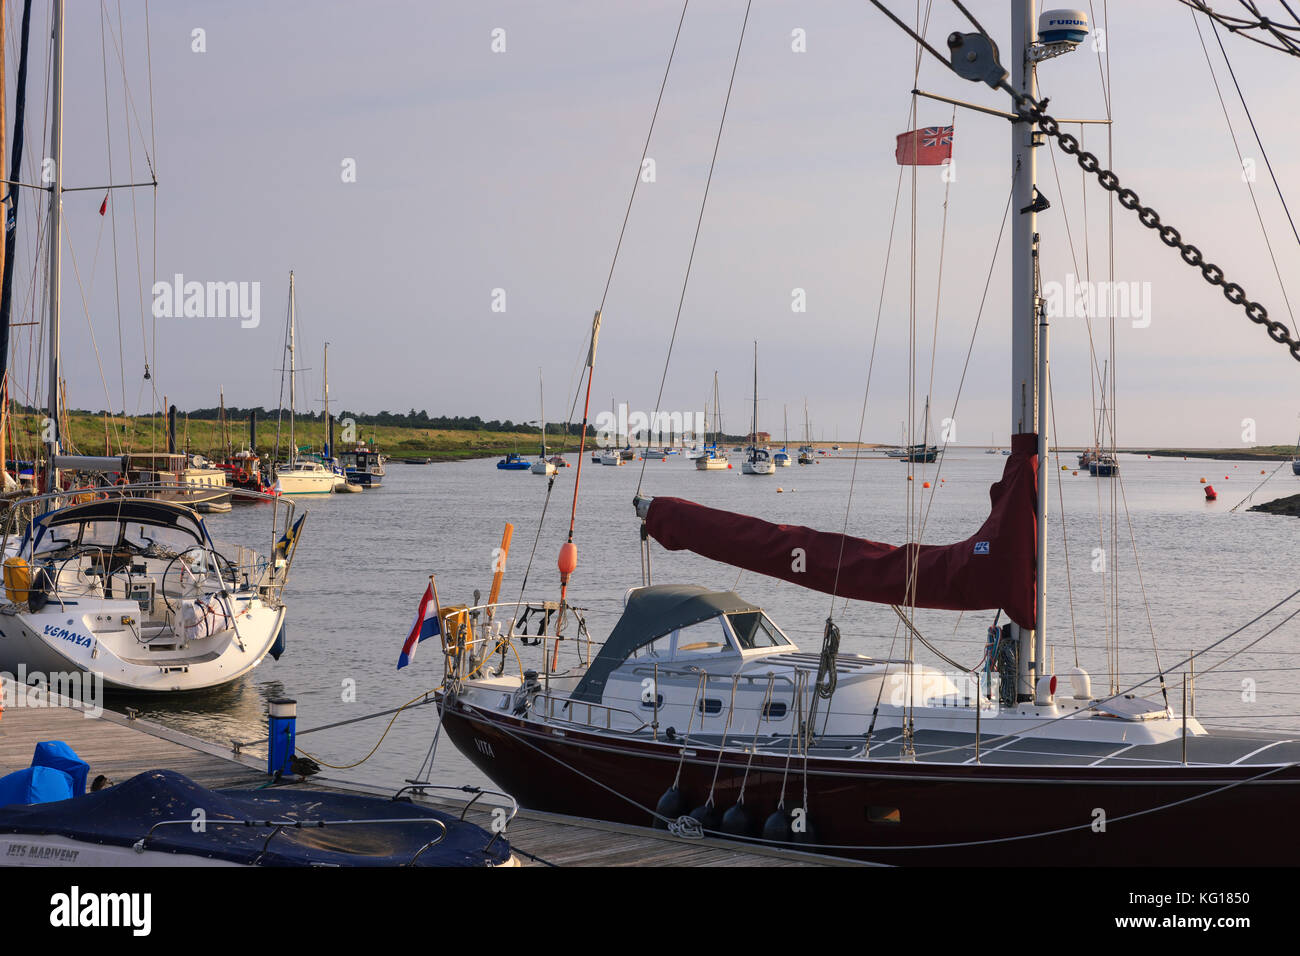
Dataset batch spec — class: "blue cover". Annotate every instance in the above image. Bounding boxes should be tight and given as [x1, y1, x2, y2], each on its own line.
[0, 766, 75, 806]
[0, 770, 511, 867]
[32, 741, 89, 795]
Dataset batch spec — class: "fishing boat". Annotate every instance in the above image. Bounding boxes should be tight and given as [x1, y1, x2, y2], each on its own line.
[273, 274, 336, 496]
[432, 3, 1300, 866]
[0, 768, 516, 867]
[1089, 455, 1119, 477]
[339, 444, 384, 487]
[741, 344, 775, 476]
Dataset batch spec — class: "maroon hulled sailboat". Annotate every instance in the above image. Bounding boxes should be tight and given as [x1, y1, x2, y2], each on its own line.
[434, 3, 1300, 865]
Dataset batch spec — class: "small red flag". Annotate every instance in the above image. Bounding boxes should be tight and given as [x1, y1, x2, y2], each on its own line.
[895, 125, 954, 166]
[98, 194, 108, 216]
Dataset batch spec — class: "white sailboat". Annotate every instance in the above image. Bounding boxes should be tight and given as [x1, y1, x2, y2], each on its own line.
[695, 372, 729, 470]
[531, 371, 557, 475]
[741, 343, 774, 476]
[773, 405, 792, 466]
[0, 2, 302, 693]
[273, 273, 336, 496]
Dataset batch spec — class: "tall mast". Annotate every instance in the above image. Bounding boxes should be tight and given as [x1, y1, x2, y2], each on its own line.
[322, 340, 330, 456]
[42, 0, 65, 496]
[1010, 0, 1049, 701]
[288, 271, 296, 462]
[750, 341, 757, 453]
[538, 369, 546, 456]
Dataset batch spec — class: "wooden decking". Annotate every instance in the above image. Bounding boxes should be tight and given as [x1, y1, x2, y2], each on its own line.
[0, 681, 859, 867]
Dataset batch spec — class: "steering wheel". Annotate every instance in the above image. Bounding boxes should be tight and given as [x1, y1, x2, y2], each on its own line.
[54, 547, 113, 598]
[160, 546, 235, 614]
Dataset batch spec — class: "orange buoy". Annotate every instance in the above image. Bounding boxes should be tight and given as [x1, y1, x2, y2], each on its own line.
[1072, 471, 1078, 476]
[1261, 469, 1266, 475]
[923, 481, 931, 488]
[558, 541, 578, 580]
[727, 463, 733, 469]
[907, 475, 914, 481]
[777, 487, 783, 493]
[1199, 477, 1206, 483]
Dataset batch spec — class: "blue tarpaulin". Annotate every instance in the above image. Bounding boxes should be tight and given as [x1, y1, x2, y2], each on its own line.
[0, 766, 75, 806]
[31, 741, 89, 794]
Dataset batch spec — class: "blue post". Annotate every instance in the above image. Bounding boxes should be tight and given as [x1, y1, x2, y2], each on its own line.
[268, 698, 297, 776]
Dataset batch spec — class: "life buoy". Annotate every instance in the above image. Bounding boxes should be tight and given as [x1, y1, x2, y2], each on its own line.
[116, 476, 129, 486]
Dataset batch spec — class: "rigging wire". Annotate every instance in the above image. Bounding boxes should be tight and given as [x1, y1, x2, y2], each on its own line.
[1177, 0, 1300, 58]
[1191, 8, 1298, 336]
[636, 0, 752, 496]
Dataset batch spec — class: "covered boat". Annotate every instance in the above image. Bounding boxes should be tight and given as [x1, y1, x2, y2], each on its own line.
[0, 770, 515, 867]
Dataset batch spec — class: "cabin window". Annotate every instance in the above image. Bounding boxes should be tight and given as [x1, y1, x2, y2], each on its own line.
[630, 634, 672, 660]
[698, 698, 723, 715]
[673, 618, 733, 658]
[762, 701, 788, 720]
[727, 611, 790, 650]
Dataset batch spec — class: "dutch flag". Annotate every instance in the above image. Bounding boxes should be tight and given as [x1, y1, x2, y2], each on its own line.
[397, 582, 441, 670]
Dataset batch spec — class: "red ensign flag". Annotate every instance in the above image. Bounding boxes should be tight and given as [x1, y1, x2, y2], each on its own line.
[895, 126, 954, 166]
[98, 194, 108, 216]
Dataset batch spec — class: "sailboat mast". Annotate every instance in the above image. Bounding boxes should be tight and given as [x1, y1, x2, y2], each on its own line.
[1010, 0, 1049, 701]
[288, 271, 296, 461]
[538, 369, 546, 456]
[322, 341, 330, 457]
[42, 0, 65, 496]
[751, 341, 757, 453]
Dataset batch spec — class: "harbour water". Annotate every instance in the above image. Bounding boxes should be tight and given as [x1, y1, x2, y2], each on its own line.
[111, 451, 1300, 795]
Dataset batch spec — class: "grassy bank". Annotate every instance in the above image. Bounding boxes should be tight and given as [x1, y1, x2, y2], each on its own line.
[6, 412, 572, 462]
[1137, 446, 1295, 462]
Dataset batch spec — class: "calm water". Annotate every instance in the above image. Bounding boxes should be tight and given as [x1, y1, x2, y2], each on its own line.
[109, 451, 1300, 795]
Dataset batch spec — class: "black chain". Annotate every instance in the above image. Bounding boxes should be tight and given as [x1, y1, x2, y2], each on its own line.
[1015, 95, 1300, 364]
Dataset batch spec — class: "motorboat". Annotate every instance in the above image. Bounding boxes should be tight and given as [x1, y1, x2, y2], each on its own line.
[497, 453, 531, 471]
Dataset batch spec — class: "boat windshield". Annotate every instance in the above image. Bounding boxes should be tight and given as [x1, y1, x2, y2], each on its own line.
[627, 616, 736, 660]
[33, 517, 203, 556]
[726, 611, 790, 649]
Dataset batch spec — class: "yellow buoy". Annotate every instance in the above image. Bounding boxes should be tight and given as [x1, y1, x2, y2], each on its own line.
[3, 557, 31, 604]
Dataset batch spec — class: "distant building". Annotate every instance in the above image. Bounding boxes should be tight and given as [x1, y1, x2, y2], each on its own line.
[747, 431, 771, 443]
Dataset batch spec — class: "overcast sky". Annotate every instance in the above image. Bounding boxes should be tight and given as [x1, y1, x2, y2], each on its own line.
[7, 0, 1300, 446]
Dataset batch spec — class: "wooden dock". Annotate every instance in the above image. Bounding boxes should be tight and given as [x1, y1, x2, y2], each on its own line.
[0, 681, 860, 867]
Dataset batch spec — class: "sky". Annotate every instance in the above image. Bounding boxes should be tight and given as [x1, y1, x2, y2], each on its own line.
[6, 0, 1300, 447]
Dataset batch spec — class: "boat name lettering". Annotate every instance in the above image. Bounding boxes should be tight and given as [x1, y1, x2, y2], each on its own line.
[42, 625, 93, 647]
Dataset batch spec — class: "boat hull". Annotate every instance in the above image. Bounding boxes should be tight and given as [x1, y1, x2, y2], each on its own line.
[438, 698, 1300, 866]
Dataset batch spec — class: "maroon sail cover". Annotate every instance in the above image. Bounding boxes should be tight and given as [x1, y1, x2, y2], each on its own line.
[646, 432, 1038, 628]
